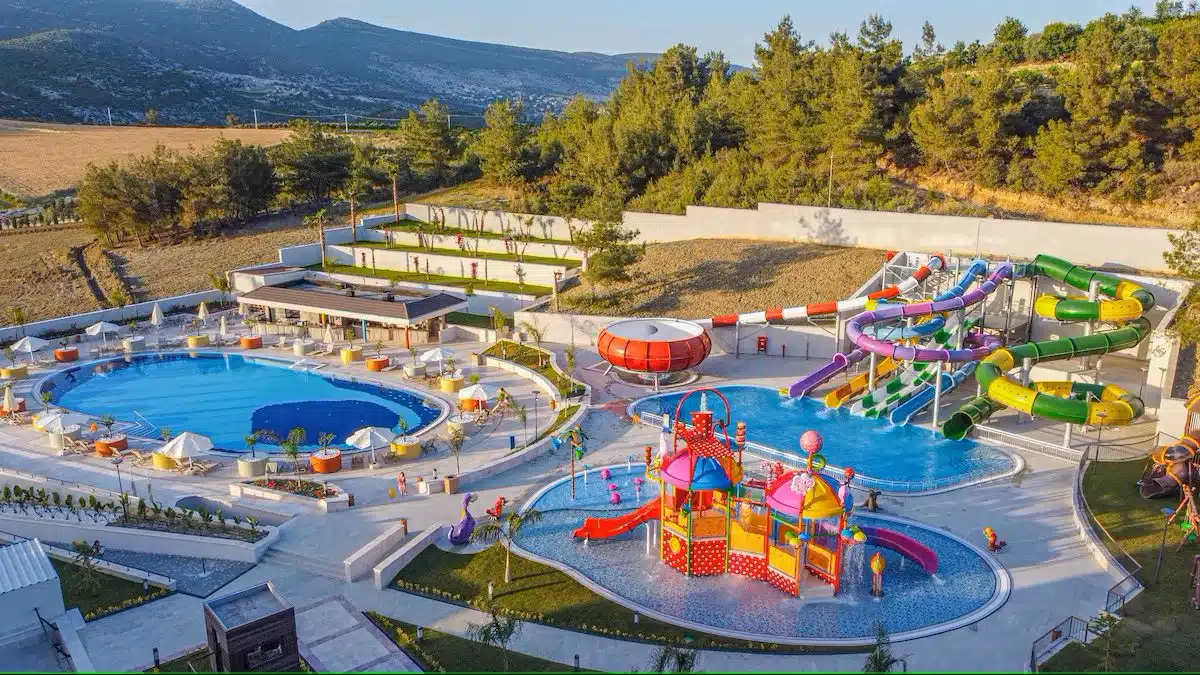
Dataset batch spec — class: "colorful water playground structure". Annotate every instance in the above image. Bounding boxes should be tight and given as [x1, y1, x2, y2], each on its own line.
[572, 388, 937, 597]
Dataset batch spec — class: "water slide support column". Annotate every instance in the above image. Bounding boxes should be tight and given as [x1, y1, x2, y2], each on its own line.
[1082, 279, 1100, 369]
[868, 352, 877, 390]
[734, 321, 740, 360]
[1026, 277, 1038, 344]
[932, 361, 944, 429]
[1064, 422, 1073, 448]
[1003, 260, 1014, 342]
[1019, 356, 1033, 424]
[835, 315, 844, 355]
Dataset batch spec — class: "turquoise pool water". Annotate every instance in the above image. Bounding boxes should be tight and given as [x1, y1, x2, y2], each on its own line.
[632, 385, 1014, 489]
[513, 464, 1008, 643]
[44, 353, 443, 452]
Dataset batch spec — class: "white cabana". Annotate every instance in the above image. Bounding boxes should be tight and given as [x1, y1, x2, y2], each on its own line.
[457, 384, 494, 402]
[159, 432, 213, 461]
[85, 321, 122, 350]
[346, 426, 395, 464]
[11, 337, 48, 363]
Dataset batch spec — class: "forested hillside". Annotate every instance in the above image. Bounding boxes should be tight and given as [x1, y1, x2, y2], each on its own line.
[467, 4, 1200, 227]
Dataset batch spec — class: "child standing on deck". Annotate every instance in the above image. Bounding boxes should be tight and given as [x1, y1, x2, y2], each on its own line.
[397, 472, 408, 497]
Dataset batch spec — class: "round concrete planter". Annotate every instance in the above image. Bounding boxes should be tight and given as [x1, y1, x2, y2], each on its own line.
[237, 457, 268, 478]
[439, 375, 464, 394]
[446, 414, 474, 437]
[390, 437, 420, 460]
[187, 334, 210, 348]
[1, 365, 28, 380]
[240, 335, 263, 349]
[340, 346, 363, 364]
[403, 362, 426, 377]
[54, 347, 79, 362]
[365, 356, 389, 372]
[122, 336, 145, 353]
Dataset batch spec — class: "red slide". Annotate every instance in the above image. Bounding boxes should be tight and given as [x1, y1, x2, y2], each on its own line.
[573, 497, 661, 540]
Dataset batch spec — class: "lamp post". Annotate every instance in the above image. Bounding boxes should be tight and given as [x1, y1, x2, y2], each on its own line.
[1155, 506, 1176, 584]
[111, 457, 127, 520]
[1095, 411, 1108, 462]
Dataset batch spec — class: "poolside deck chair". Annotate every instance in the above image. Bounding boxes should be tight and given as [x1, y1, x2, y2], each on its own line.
[189, 460, 220, 476]
[350, 455, 366, 470]
[381, 357, 399, 373]
[67, 438, 93, 454]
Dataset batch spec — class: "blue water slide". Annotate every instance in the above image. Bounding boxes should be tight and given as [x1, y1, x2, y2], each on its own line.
[888, 362, 979, 425]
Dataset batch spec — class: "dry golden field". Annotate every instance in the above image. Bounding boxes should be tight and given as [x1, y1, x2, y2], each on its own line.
[0, 226, 106, 324]
[0, 119, 292, 197]
[559, 239, 886, 318]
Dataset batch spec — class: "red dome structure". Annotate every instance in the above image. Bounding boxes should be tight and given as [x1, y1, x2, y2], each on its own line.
[596, 318, 711, 374]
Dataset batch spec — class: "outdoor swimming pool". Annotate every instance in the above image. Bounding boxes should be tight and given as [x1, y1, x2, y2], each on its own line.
[631, 385, 1015, 490]
[43, 353, 444, 452]
[513, 464, 1009, 644]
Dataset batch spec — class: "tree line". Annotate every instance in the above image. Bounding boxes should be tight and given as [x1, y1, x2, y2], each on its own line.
[467, 4, 1200, 218]
[76, 100, 477, 246]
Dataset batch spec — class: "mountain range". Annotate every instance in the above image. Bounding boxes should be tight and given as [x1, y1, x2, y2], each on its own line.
[0, 0, 662, 124]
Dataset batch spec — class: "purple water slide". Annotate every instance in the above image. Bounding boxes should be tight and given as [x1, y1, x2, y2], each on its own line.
[846, 263, 1015, 363]
[859, 525, 939, 574]
[788, 349, 867, 398]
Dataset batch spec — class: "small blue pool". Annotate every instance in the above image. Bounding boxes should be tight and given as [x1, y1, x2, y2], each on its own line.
[513, 464, 1008, 644]
[44, 353, 444, 452]
[632, 385, 1014, 489]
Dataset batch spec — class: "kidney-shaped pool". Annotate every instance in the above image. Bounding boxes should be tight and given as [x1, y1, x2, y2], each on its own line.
[42, 352, 444, 452]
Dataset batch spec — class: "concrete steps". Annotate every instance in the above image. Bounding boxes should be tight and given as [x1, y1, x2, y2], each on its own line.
[260, 548, 342, 580]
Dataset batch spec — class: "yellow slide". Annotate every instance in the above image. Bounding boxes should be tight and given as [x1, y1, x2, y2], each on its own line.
[824, 357, 899, 408]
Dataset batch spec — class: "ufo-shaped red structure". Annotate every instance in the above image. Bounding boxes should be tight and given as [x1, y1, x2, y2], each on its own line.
[596, 318, 711, 374]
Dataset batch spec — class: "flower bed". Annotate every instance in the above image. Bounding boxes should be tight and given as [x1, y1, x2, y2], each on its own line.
[111, 517, 267, 543]
[245, 478, 336, 500]
[482, 340, 585, 398]
[84, 587, 171, 621]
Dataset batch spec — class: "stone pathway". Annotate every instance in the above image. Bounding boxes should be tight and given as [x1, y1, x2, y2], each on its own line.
[296, 596, 419, 673]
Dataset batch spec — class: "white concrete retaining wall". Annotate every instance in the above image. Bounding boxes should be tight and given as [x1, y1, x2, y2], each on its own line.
[372, 524, 442, 590]
[0, 513, 276, 563]
[276, 224, 368, 267]
[481, 354, 561, 403]
[0, 290, 225, 343]
[407, 202, 1184, 274]
[405, 204, 579, 241]
[369, 230, 582, 261]
[343, 519, 409, 583]
[326, 245, 573, 287]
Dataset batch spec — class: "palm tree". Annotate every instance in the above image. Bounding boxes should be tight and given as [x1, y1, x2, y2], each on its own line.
[281, 427, 306, 488]
[208, 271, 231, 304]
[515, 403, 528, 446]
[378, 147, 410, 225]
[244, 432, 261, 459]
[519, 320, 544, 351]
[471, 508, 543, 583]
[68, 540, 105, 595]
[642, 644, 699, 673]
[8, 307, 27, 337]
[303, 209, 332, 271]
[445, 425, 466, 475]
[466, 606, 523, 672]
[862, 621, 905, 673]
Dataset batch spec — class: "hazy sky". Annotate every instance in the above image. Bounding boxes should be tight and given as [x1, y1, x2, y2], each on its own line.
[234, 0, 1156, 65]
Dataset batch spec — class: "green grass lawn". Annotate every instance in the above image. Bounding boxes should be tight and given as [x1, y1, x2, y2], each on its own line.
[353, 239, 581, 268]
[367, 611, 579, 673]
[147, 649, 311, 673]
[52, 558, 154, 618]
[446, 311, 496, 329]
[377, 219, 574, 246]
[483, 340, 583, 398]
[1041, 459, 1200, 672]
[317, 263, 550, 296]
[393, 544, 847, 654]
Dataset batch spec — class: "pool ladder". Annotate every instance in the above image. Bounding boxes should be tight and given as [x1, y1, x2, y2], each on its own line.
[123, 410, 160, 439]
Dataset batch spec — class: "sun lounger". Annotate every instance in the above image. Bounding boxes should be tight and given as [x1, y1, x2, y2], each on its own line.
[187, 460, 219, 476]
[5, 412, 30, 426]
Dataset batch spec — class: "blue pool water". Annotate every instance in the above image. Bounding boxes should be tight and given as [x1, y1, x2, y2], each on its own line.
[514, 465, 1006, 642]
[632, 385, 1014, 488]
[45, 353, 443, 452]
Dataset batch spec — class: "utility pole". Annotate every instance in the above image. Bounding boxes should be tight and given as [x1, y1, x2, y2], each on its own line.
[344, 113, 350, 132]
[253, 109, 259, 129]
[827, 152, 834, 208]
[106, 107, 113, 126]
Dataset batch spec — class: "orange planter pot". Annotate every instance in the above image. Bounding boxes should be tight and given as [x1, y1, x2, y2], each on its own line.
[95, 435, 128, 456]
[310, 449, 342, 474]
[460, 398, 489, 412]
[54, 347, 79, 362]
[240, 335, 263, 349]
[365, 356, 389, 372]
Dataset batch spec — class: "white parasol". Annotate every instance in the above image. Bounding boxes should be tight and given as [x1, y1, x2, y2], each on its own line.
[150, 303, 165, 346]
[197, 302, 210, 326]
[159, 431, 213, 461]
[11, 336, 48, 363]
[3, 386, 16, 413]
[323, 324, 335, 349]
[346, 426, 395, 464]
[457, 384, 494, 402]
[419, 347, 455, 374]
[219, 315, 228, 338]
[36, 411, 88, 434]
[86, 321, 121, 350]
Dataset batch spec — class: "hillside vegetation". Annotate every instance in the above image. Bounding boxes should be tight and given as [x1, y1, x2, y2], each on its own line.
[465, 6, 1200, 230]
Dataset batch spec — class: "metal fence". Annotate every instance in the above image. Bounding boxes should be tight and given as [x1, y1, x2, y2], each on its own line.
[1029, 616, 1092, 672]
[973, 424, 1081, 462]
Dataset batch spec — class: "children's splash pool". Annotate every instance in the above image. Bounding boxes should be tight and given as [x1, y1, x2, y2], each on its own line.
[513, 464, 1009, 645]
[631, 385, 1016, 490]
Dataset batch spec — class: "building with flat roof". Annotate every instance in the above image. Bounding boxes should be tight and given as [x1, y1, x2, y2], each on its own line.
[203, 581, 299, 672]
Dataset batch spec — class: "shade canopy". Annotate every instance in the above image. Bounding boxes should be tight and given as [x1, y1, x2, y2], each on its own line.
[457, 384, 493, 401]
[85, 322, 121, 336]
[346, 427, 395, 450]
[419, 347, 455, 364]
[764, 471, 846, 520]
[149, 304, 165, 327]
[2, 387, 14, 412]
[11, 336, 48, 353]
[159, 432, 213, 460]
[218, 315, 228, 336]
[660, 451, 732, 491]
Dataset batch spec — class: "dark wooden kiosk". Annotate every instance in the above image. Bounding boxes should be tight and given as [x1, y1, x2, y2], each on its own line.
[202, 581, 299, 672]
